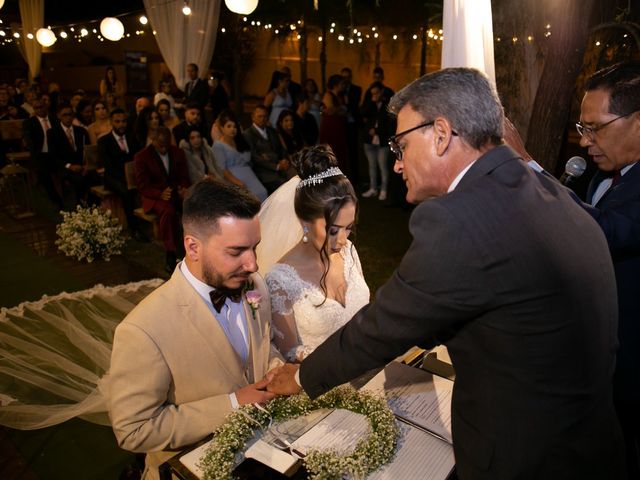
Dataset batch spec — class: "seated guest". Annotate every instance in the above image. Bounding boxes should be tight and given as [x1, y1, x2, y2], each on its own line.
[208, 70, 230, 123]
[109, 179, 282, 480]
[172, 102, 208, 146]
[47, 102, 99, 207]
[179, 127, 225, 184]
[156, 98, 180, 131]
[87, 99, 112, 144]
[154, 78, 182, 120]
[294, 93, 319, 146]
[97, 108, 144, 239]
[243, 104, 296, 193]
[134, 126, 190, 272]
[134, 106, 162, 147]
[276, 109, 304, 157]
[20, 88, 37, 117]
[73, 99, 93, 130]
[212, 109, 267, 201]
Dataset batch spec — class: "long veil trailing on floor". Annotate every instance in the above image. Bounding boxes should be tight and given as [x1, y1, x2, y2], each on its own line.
[256, 176, 303, 276]
[0, 279, 163, 429]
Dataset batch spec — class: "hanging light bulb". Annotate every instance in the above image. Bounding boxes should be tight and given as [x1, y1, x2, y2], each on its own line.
[182, 2, 192, 15]
[224, 0, 259, 15]
[100, 17, 124, 41]
[139, 15, 148, 25]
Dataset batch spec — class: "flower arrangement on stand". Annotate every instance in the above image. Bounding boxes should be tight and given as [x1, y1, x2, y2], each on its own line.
[55, 206, 125, 262]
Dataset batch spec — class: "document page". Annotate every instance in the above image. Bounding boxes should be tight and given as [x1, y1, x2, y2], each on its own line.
[362, 361, 453, 443]
[368, 422, 454, 479]
[291, 408, 370, 455]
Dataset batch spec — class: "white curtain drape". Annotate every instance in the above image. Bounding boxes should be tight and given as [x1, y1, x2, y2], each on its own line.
[441, 0, 495, 85]
[18, 0, 44, 81]
[143, 0, 221, 88]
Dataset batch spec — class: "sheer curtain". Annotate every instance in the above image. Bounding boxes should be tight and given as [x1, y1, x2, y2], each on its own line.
[143, 0, 221, 87]
[441, 0, 495, 85]
[18, 0, 44, 80]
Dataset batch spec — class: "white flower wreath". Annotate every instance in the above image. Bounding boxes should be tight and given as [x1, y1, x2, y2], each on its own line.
[198, 386, 399, 480]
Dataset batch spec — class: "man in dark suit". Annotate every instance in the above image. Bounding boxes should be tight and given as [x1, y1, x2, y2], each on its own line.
[134, 126, 190, 272]
[243, 105, 295, 193]
[269, 68, 625, 479]
[98, 108, 144, 239]
[47, 102, 97, 207]
[172, 102, 208, 146]
[578, 61, 640, 478]
[23, 97, 63, 209]
[341, 67, 363, 186]
[183, 63, 209, 112]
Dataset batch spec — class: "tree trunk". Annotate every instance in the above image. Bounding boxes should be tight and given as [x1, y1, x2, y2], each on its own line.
[299, 22, 308, 85]
[525, 0, 597, 172]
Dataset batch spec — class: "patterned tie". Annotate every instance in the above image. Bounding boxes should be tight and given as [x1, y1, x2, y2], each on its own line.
[610, 170, 621, 187]
[117, 135, 127, 153]
[65, 127, 76, 151]
[209, 288, 242, 314]
[42, 117, 50, 130]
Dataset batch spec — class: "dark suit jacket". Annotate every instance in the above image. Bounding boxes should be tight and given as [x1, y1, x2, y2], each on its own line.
[184, 78, 209, 111]
[172, 121, 209, 146]
[47, 124, 88, 170]
[585, 162, 640, 402]
[300, 145, 625, 479]
[243, 125, 289, 185]
[23, 115, 57, 157]
[98, 131, 140, 194]
[343, 83, 362, 125]
[134, 144, 190, 213]
[361, 97, 395, 145]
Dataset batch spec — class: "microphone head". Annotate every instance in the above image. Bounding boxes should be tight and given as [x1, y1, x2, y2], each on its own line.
[565, 156, 587, 178]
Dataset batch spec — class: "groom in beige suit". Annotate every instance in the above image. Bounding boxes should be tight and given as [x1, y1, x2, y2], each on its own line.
[109, 179, 283, 479]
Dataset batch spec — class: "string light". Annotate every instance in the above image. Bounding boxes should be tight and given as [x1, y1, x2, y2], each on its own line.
[139, 15, 148, 25]
[182, 2, 192, 15]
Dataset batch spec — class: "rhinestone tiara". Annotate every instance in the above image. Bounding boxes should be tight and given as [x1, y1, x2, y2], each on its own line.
[296, 167, 345, 189]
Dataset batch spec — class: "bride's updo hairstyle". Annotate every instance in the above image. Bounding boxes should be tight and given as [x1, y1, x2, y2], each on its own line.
[292, 144, 358, 304]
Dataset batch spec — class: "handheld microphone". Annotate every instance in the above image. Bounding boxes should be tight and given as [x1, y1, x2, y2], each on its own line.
[559, 156, 587, 185]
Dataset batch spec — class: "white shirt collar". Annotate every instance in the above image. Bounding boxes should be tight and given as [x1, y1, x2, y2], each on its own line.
[448, 160, 477, 193]
[253, 123, 268, 138]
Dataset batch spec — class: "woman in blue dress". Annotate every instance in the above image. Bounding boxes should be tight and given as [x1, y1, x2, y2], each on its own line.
[264, 71, 293, 128]
[211, 109, 268, 201]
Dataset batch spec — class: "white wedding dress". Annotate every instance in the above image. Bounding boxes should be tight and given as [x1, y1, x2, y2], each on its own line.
[265, 242, 370, 362]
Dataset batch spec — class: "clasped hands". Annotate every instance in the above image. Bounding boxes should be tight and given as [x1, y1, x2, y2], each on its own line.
[235, 363, 301, 406]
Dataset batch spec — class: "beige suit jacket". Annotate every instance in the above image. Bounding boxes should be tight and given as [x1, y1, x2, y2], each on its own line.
[108, 266, 282, 474]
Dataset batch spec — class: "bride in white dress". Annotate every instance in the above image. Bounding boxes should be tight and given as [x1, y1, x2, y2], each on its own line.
[257, 145, 370, 362]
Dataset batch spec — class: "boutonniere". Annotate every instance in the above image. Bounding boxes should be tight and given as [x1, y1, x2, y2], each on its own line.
[244, 281, 261, 320]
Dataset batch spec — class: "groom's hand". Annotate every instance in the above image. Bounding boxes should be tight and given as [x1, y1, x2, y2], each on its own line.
[267, 364, 302, 395]
[236, 378, 276, 405]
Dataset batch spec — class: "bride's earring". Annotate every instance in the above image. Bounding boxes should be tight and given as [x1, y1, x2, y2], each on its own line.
[302, 225, 309, 243]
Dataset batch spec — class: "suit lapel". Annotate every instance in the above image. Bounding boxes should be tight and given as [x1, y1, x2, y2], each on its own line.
[456, 145, 521, 191]
[151, 148, 169, 179]
[593, 161, 640, 207]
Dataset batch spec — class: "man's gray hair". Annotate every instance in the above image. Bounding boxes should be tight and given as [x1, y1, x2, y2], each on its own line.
[389, 68, 504, 149]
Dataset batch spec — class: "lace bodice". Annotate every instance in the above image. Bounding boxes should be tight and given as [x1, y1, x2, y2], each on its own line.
[265, 242, 370, 361]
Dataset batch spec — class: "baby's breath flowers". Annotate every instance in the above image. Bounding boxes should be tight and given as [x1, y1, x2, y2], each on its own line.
[55, 206, 125, 262]
[199, 386, 399, 480]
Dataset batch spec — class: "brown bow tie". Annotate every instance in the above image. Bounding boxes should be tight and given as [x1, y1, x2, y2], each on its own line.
[209, 288, 242, 313]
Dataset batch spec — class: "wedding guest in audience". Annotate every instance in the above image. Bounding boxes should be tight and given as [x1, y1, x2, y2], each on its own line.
[134, 106, 162, 147]
[98, 108, 144, 240]
[361, 81, 395, 201]
[104, 91, 118, 113]
[303, 78, 322, 128]
[99, 66, 125, 105]
[244, 104, 296, 193]
[0, 86, 28, 120]
[208, 70, 230, 123]
[362, 66, 395, 106]
[73, 99, 93, 130]
[172, 102, 208, 145]
[156, 98, 180, 131]
[319, 74, 349, 174]
[276, 109, 304, 157]
[69, 90, 85, 112]
[269, 67, 626, 480]
[259, 145, 369, 361]
[280, 65, 302, 108]
[128, 96, 151, 135]
[294, 93, 319, 147]
[153, 78, 181, 119]
[341, 67, 363, 185]
[109, 178, 282, 480]
[20, 88, 37, 116]
[212, 109, 267, 201]
[264, 70, 293, 128]
[183, 63, 208, 112]
[13, 79, 28, 106]
[134, 127, 190, 272]
[48, 102, 97, 207]
[87, 99, 112, 144]
[179, 127, 225, 184]
[24, 97, 63, 210]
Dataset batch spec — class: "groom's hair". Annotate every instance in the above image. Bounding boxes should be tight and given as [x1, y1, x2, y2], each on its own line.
[182, 178, 261, 238]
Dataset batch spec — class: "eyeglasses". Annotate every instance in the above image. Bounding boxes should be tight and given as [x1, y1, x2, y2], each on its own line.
[576, 110, 638, 139]
[388, 121, 458, 160]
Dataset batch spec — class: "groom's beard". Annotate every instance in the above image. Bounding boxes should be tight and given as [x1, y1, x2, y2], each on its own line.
[202, 256, 250, 290]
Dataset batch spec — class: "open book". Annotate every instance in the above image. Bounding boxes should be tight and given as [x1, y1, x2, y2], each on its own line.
[179, 361, 455, 478]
